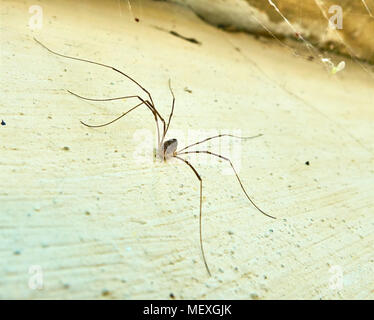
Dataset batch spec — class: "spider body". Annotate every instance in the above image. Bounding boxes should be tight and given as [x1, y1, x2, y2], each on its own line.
[159, 138, 178, 161]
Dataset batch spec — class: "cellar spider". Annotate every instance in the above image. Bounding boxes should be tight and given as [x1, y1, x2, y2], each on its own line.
[34, 37, 276, 276]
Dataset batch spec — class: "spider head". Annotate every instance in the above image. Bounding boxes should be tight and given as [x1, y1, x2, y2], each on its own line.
[159, 138, 178, 161]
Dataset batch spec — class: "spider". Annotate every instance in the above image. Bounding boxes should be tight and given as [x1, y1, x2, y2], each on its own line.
[34, 37, 276, 276]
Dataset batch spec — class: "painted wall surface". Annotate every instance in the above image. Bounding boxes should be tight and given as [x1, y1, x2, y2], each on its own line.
[1, 0, 373, 299]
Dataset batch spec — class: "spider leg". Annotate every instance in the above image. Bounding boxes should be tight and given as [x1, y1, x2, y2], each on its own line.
[174, 155, 212, 277]
[80, 100, 146, 128]
[176, 150, 276, 219]
[67, 90, 162, 144]
[67, 90, 160, 120]
[163, 79, 175, 141]
[67, 90, 140, 102]
[34, 37, 156, 107]
[34, 37, 167, 145]
[177, 133, 263, 153]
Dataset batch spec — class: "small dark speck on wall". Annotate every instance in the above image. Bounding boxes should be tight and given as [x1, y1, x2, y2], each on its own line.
[1, 120, 6, 126]
[305, 161, 310, 166]
[101, 289, 110, 296]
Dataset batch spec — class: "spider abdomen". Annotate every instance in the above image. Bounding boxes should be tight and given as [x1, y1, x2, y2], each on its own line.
[160, 138, 178, 160]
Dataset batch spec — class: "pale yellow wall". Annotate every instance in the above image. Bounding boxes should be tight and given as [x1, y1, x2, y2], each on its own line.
[0, 0, 373, 299]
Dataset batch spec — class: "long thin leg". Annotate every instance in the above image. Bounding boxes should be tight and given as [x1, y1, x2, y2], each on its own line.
[177, 150, 276, 219]
[34, 37, 156, 107]
[177, 133, 263, 153]
[67, 90, 140, 102]
[174, 155, 211, 277]
[67, 90, 162, 126]
[80, 100, 146, 128]
[68, 90, 165, 131]
[164, 79, 175, 141]
[67, 90, 162, 146]
[34, 37, 167, 145]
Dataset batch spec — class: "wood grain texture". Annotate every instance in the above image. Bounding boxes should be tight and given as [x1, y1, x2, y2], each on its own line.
[0, 0, 373, 299]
